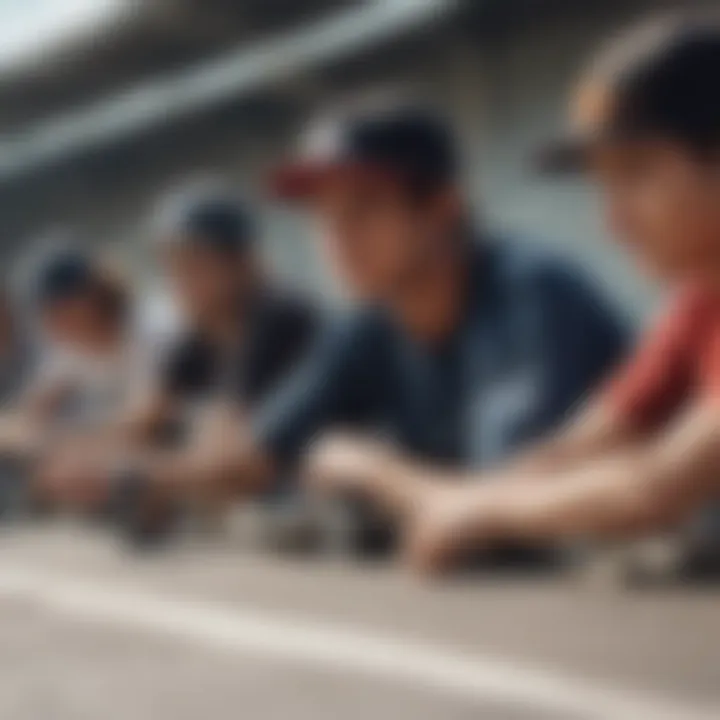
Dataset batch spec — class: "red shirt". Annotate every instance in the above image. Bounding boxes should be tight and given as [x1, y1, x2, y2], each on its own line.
[606, 286, 720, 431]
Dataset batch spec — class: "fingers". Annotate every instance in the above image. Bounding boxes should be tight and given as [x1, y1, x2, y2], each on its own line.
[304, 433, 392, 503]
[305, 433, 365, 492]
[403, 510, 455, 575]
[402, 486, 486, 575]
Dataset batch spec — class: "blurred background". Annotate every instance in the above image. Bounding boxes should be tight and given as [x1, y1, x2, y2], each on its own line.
[0, 3, 719, 720]
[0, 0, 694, 313]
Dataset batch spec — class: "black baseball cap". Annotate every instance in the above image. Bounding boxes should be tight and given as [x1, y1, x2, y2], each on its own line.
[269, 99, 458, 200]
[537, 13, 720, 173]
[152, 183, 255, 255]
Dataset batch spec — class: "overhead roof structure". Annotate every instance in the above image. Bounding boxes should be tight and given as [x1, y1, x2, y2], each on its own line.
[0, 0, 457, 185]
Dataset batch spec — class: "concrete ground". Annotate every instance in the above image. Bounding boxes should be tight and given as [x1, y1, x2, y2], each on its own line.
[0, 524, 718, 720]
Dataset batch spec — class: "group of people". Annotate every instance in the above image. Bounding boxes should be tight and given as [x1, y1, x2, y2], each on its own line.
[1, 12, 720, 576]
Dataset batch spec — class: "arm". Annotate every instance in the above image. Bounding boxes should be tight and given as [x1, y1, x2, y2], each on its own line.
[508, 401, 637, 474]
[404, 400, 720, 571]
[461, 400, 720, 539]
[113, 392, 176, 445]
[136, 404, 274, 505]
[306, 267, 635, 509]
[305, 401, 637, 520]
[44, 316, 374, 511]
[145, 316, 376, 501]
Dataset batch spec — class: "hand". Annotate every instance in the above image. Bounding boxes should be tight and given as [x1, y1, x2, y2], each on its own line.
[403, 485, 494, 574]
[192, 402, 245, 450]
[35, 443, 113, 511]
[306, 432, 397, 500]
[182, 403, 251, 500]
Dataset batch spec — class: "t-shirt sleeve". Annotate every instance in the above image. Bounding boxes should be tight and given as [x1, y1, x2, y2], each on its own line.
[252, 316, 378, 464]
[602, 290, 705, 431]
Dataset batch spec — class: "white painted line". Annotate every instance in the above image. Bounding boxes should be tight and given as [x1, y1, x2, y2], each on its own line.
[0, 564, 714, 720]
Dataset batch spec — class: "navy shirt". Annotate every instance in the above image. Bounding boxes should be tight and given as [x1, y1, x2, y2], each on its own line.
[255, 240, 628, 469]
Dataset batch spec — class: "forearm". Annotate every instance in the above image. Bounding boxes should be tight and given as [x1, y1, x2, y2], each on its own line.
[505, 404, 635, 477]
[306, 427, 635, 526]
[137, 437, 276, 506]
[452, 431, 719, 545]
[107, 391, 179, 447]
[405, 407, 720, 572]
[471, 455, 661, 541]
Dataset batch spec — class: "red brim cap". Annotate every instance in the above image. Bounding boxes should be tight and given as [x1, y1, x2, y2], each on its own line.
[268, 162, 337, 201]
[268, 161, 402, 202]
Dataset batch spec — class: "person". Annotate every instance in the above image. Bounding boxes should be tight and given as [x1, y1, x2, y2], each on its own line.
[0, 245, 142, 444]
[301, 12, 720, 574]
[38, 189, 320, 541]
[120, 184, 319, 447]
[42, 98, 627, 546]
[0, 242, 172, 512]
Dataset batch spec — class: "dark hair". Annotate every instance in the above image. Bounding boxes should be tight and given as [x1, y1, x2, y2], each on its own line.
[24, 243, 128, 327]
[151, 180, 255, 256]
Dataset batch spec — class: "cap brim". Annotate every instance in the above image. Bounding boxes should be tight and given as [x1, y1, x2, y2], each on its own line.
[270, 160, 369, 201]
[268, 161, 406, 202]
[268, 162, 336, 201]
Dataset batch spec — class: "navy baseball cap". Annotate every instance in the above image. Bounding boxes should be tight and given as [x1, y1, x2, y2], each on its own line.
[28, 246, 96, 309]
[152, 184, 255, 255]
[270, 100, 458, 200]
[537, 13, 720, 173]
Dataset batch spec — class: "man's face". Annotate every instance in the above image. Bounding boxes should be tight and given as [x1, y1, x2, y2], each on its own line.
[310, 172, 458, 301]
[41, 294, 99, 349]
[161, 241, 247, 324]
[588, 139, 720, 281]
